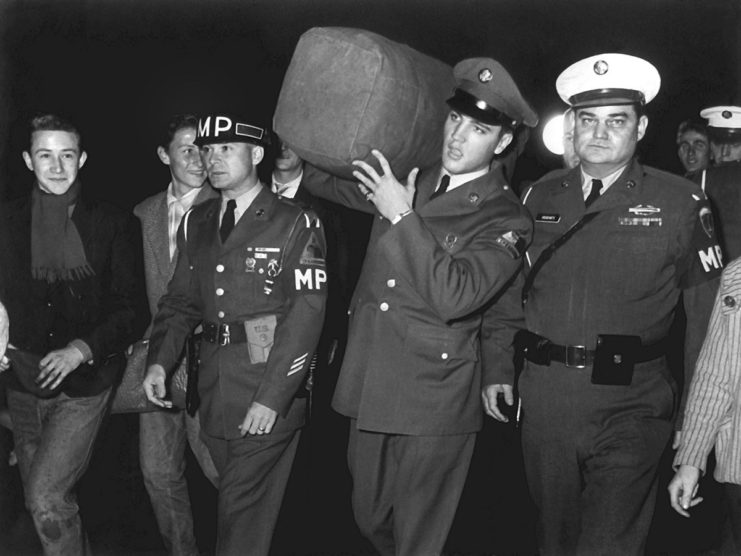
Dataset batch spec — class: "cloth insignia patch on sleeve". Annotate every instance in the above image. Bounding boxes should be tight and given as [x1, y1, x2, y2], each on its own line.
[699, 206, 715, 238]
[287, 352, 308, 377]
[688, 201, 723, 282]
[300, 232, 325, 266]
[495, 231, 525, 259]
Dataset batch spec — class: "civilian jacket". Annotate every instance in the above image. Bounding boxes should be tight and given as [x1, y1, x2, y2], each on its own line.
[134, 185, 218, 331]
[675, 258, 741, 483]
[0, 191, 147, 397]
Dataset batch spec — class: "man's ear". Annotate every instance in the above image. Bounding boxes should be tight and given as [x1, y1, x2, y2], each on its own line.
[252, 145, 264, 165]
[494, 131, 514, 155]
[22, 151, 33, 172]
[636, 115, 649, 142]
[157, 146, 170, 166]
[78, 151, 88, 169]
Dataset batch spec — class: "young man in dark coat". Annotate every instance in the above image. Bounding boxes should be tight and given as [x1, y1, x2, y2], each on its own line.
[0, 113, 146, 555]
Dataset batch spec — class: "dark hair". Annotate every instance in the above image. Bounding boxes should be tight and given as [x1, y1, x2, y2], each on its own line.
[676, 119, 708, 144]
[159, 114, 199, 149]
[28, 113, 83, 151]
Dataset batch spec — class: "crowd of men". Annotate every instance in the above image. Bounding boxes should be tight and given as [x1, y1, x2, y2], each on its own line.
[0, 48, 740, 556]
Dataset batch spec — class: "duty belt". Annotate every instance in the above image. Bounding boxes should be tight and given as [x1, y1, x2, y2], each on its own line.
[203, 321, 247, 346]
[515, 330, 669, 369]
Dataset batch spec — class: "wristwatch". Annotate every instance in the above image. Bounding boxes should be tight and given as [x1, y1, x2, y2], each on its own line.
[391, 208, 414, 225]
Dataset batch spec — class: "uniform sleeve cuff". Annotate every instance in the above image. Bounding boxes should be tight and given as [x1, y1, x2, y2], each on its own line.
[68, 339, 93, 363]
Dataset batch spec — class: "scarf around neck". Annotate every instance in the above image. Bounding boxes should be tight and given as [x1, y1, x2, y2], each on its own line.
[31, 180, 94, 283]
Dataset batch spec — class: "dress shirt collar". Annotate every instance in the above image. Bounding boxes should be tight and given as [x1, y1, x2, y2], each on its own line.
[580, 164, 627, 198]
[166, 182, 201, 211]
[443, 167, 489, 193]
[271, 170, 303, 199]
[220, 183, 264, 224]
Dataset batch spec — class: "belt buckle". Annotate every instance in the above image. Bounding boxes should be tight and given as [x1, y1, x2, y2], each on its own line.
[565, 345, 586, 368]
[219, 323, 231, 346]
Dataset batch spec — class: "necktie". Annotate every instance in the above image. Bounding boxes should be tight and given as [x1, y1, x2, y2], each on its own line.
[585, 179, 603, 207]
[220, 199, 236, 243]
[430, 174, 450, 200]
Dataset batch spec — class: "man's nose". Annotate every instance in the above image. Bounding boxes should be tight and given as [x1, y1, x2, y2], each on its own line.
[450, 121, 465, 142]
[51, 156, 64, 172]
[592, 120, 609, 139]
[191, 152, 204, 168]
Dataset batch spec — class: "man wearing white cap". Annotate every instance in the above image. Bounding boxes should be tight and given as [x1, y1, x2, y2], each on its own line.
[702, 105, 741, 165]
[484, 53, 722, 555]
[691, 106, 741, 260]
[302, 57, 536, 555]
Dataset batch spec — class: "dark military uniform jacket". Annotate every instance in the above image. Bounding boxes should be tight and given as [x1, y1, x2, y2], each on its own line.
[147, 186, 327, 440]
[304, 163, 533, 435]
[484, 161, 722, 422]
[692, 160, 741, 262]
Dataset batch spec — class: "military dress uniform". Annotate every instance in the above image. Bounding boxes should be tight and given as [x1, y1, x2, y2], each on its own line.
[694, 160, 741, 262]
[692, 107, 741, 262]
[306, 58, 538, 556]
[302, 57, 537, 556]
[485, 54, 722, 556]
[147, 133, 327, 554]
[305, 160, 532, 554]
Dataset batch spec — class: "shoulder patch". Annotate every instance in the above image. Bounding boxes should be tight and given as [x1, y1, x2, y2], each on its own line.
[300, 231, 325, 265]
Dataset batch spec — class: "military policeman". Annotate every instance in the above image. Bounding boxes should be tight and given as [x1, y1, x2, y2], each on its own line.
[694, 106, 741, 260]
[483, 54, 722, 555]
[144, 113, 327, 556]
[303, 58, 536, 555]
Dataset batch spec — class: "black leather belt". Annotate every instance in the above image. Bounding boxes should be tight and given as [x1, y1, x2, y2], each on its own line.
[516, 330, 668, 369]
[548, 344, 594, 368]
[203, 321, 247, 346]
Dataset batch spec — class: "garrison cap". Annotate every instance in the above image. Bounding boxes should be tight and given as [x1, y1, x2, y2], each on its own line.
[556, 53, 660, 109]
[700, 106, 741, 142]
[446, 57, 538, 128]
[195, 113, 271, 147]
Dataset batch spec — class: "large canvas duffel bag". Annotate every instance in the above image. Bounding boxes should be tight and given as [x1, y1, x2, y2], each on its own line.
[274, 27, 455, 180]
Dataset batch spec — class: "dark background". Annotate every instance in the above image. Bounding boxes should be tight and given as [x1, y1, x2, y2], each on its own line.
[0, 0, 740, 205]
[0, 1, 738, 555]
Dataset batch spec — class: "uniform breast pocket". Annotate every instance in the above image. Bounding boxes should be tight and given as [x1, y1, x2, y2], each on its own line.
[602, 228, 668, 299]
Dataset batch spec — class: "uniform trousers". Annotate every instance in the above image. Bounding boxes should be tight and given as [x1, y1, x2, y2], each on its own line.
[348, 423, 475, 556]
[202, 428, 300, 556]
[7, 387, 111, 556]
[140, 409, 218, 556]
[519, 358, 674, 556]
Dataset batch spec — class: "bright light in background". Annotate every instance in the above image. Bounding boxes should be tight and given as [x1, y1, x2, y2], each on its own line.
[542, 113, 565, 155]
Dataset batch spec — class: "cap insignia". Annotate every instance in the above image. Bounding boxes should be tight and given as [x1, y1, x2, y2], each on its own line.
[593, 60, 609, 75]
[478, 68, 493, 83]
[723, 110, 733, 119]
